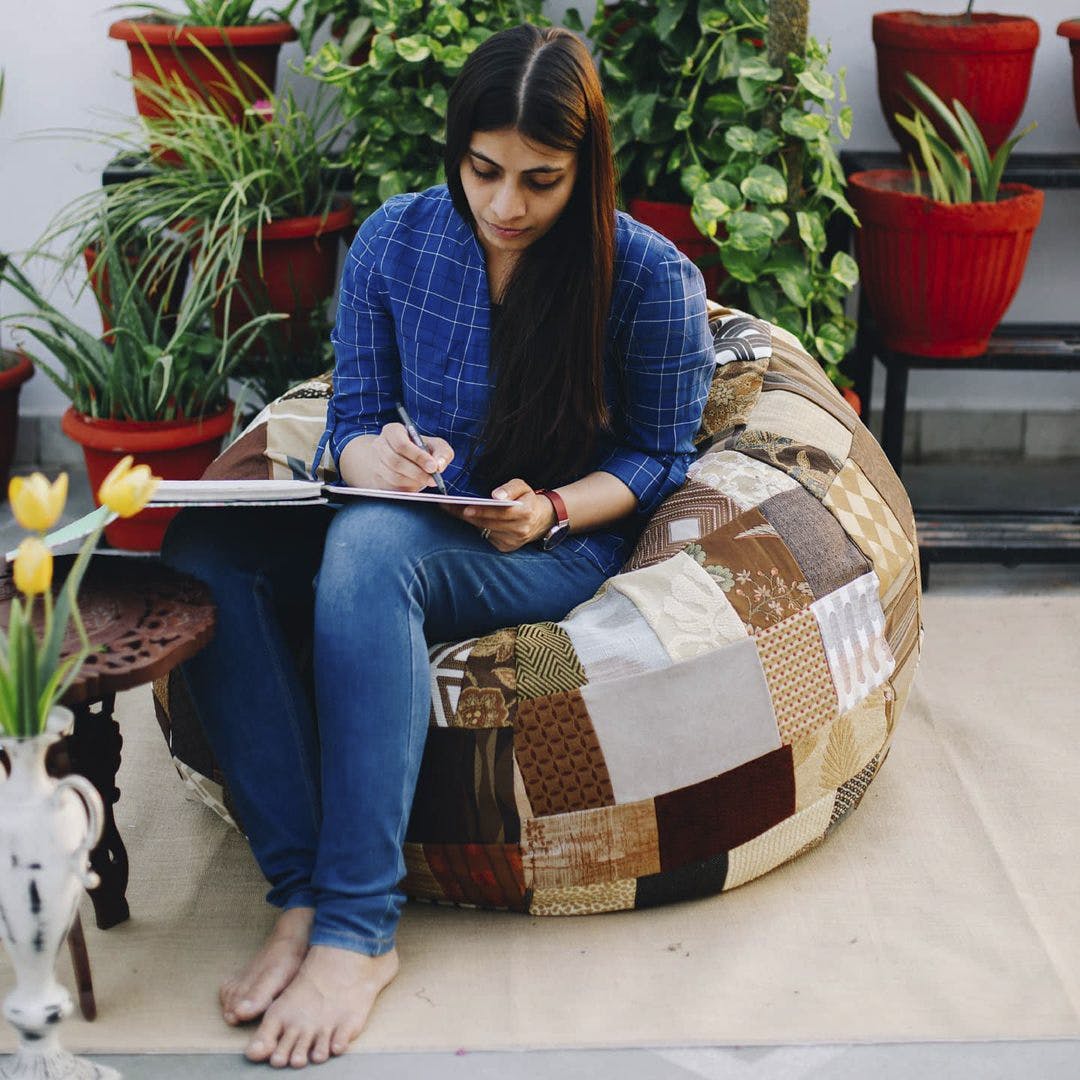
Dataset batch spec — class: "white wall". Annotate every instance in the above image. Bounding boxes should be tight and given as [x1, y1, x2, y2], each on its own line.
[3, 1, 1078, 418]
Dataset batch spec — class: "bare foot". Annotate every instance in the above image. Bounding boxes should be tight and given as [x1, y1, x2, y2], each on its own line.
[244, 944, 400, 1068]
[220, 906, 314, 1026]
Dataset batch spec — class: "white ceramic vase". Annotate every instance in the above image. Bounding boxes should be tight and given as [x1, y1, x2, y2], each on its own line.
[0, 707, 119, 1080]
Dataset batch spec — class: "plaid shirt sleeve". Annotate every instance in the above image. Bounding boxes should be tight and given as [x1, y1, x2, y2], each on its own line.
[325, 196, 412, 468]
[596, 245, 713, 517]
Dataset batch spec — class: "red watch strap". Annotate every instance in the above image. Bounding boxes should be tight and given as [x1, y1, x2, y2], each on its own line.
[535, 488, 569, 528]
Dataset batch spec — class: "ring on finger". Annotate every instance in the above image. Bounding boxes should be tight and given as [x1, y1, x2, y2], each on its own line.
[481, 528, 492, 542]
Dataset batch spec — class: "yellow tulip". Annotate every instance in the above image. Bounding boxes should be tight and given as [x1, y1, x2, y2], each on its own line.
[97, 455, 160, 518]
[13, 537, 53, 596]
[8, 472, 68, 533]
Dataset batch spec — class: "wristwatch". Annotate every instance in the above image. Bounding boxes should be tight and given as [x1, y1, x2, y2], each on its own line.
[535, 488, 570, 551]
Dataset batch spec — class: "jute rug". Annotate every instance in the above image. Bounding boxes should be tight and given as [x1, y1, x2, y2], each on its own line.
[2, 588, 1079, 1053]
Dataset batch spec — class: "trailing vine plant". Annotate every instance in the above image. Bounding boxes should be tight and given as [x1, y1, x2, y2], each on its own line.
[578, 0, 860, 385]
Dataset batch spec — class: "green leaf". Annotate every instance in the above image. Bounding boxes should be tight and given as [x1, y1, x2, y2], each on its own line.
[657, 0, 688, 40]
[814, 321, 849, 364]
[562, 7, 584, 33]
[738, 56, 783, 82]
[838, 106, 854, 140]
[377, 171, 408, 202]
[725, 126, 758, 154]
[775, 265, 813, 307]
[702, 92, 745, 119]
[674, 110, 694, 132]
[719, 244, 768, 283]
[726, 211, 775, 252]
[394, 36, 431, 63]
[781, 109, 830, 140]
[829, 251, 860, 289]
[797, 210, 826, 253]
[632, 93, 658, 139]
[797, 69, 834, 101]
[737, 76, 768, 108]
[680, 164, 710, 197]
[740, 165, 788, 205]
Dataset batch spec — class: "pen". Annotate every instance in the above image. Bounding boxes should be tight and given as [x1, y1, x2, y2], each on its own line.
[395, 402, 448, 495]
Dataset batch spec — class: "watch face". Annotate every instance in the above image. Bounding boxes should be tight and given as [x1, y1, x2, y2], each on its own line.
[541, 523, 570, 551]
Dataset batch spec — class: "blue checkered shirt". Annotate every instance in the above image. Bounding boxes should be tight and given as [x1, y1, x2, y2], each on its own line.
[319, 185, 713, 575]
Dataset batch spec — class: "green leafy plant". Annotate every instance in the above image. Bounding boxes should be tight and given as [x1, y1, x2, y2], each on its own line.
[305, 0, 547, 220]
[581, 0, 860, 384]
[1, 231, 283, 421]
[298, 0, 367, 53]
[897, 72, 1036, 204]
[113, 1, 298, 26]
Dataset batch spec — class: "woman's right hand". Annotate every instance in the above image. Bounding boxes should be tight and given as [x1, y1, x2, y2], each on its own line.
[340, 424, 454, 491]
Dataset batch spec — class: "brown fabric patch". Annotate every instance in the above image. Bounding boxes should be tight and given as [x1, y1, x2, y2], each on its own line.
[828, 755, 880, 832]
[758, 487, 871, 599]
[695, 508, 814, 634]
[202, 422, 271, 481]
[514, 622, 586, 700]
[884, 561, 920, 665]
[733, 430, 845, 500]
[623, 480, 740, 571]
[762, 368, 859, 432]
[406, 728, 519, 844]
[402, 842, 445, 901]
[514, 690, 615, 816]
[694, 357, 769, 445]
[851, 424, 917, 545]
[653, 746, 795, 870]
[458, 628, 518, 726]
[755, 608, 839, 744]
[528, 878, 636, 915]
[423, 843, 527, 911]
[522, 799, 661, 888]
[769, 331, 847, 403]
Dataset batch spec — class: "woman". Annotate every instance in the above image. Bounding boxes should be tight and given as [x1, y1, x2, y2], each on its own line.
[163, 23, 713, 1069]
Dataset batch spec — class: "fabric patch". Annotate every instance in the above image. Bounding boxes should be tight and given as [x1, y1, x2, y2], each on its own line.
[522, 799, 661, 888]
[406, 728, 519, 844]
[203, 421, 272, 481]
[695, 358, 769, 444]
[653, 746, 795, 870]
[811, 573, 895, 714]
[761, 368, 859, 432]
[688, 449, 802, 511]
[402, 842, 445, 901]
[851, 424, 917, 545]
[514, 690, 615, 816]
[695, 508, 815, 634]
[623, 480, 739, 571]
[580, 640, 781, 805]
[755, 608, 839, 745]
[769, 329, 848, 402]
[634, 852, 729, 909]
[828, 756, 881, 832]
[758, 487, 871, 599]
[728, 429, 845, 500]
[528, 878, 636, 916]
[723, 792, 834, 891]
[428, 640, 471, 727]
[884, 561, 920, 668]
[611, 552, 747, 662]
[824, 460, 914, 601]
[668, 517, 703, 543]
[744, 389, 854, 463]
[514, 622, 586, 701]
[712, 310, 773, 363]
[428, 631, 517, 728]
[790, 687, 890, 811]
[559, 587, 671, 683]
[423, 843, 527, 911]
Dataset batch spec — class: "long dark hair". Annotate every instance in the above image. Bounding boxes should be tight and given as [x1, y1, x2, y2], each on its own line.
[445, 24, 616, 490]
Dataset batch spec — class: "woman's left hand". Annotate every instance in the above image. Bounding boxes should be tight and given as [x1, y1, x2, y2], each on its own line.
[449, 479, 557, 553]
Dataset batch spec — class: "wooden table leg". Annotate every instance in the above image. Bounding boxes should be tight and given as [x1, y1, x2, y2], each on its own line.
[66, 912, 97, 1021]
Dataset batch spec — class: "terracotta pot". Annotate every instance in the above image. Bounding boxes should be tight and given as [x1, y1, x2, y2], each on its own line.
[873, 11, 1039, 155]
[217, 201, 354, 350]
[60, 404, 234, 551]
[108, 20, 297, 124]
[628, 198, 723, 299]
[1058, 20, 1080, 129]
[849, 169, 1044, 357]
[0, 352, 34, 496]
[83, 245, 189, 337]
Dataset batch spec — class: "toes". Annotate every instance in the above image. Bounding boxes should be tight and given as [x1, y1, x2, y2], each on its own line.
[246, 1014, 283, 1063]
[310, 1030, 332, 1064]
[270, 1027, 300, 1070]
[289, 1030, 315, 1069]
[329, 1020, 358, 1057]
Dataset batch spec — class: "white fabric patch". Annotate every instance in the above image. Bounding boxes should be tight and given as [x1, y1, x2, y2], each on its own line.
[667, 517, 702, 544]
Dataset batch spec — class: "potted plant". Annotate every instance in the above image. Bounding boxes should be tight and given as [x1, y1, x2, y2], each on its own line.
[1058, 20, 1080, 130]
[1, 462, 157, 1080]
[849, 73, 1043, 358]
[586, 0, 860, 388]
[304, 0, 546, 221]
[1, 239, 282, 550]
[873, 5, 1039, 155]
[109, 0, 299, 124]
[298, 0, 373, 64]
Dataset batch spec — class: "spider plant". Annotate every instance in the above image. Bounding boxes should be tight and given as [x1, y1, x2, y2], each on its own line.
[113, 1, 299, 26]
[896, 72, 1036, 204]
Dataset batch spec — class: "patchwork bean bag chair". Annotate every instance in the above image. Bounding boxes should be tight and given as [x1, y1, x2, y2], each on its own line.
[153, 304, 922, 916]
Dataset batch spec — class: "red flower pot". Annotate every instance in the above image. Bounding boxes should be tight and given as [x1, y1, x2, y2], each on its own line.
[60, 404, 234, 551]
[628, 198, 723, 299]
[873, 11, 1039, 155]
[108, 21, 297, 124]
[0, 352, 34, 495]
[1058, 20, 1080, 129]
[849, 169, 1044, 358]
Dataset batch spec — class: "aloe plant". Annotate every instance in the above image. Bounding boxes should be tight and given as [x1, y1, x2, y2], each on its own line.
[895, 72, 1035, 204]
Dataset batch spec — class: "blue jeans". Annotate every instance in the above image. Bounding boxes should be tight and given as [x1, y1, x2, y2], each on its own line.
[161, 500, 609, 956]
